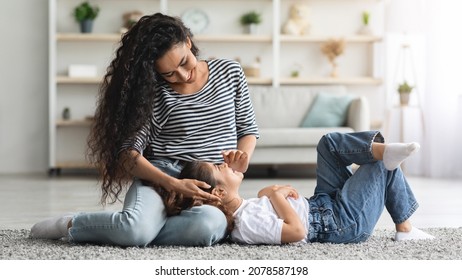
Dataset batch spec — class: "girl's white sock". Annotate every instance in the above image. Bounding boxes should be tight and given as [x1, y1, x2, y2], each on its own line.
[30, 214, 73, 240]
[394, 227, 435, 241]
[383, 142, 420, 170]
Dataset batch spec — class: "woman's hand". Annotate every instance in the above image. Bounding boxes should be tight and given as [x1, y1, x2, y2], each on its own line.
[258, 185, 299, 200]
[120, 149, 220, 202]
[221, 150, 249, 173]
[166, 178, 221, 202]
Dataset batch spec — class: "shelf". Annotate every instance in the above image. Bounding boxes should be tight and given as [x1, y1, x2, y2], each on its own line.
[57, 33, 121, 42]
[56, 119, 93, 127]
[280, 35, 382, 43]
[56, 75, 270, 86]
[246, 77, 273, 85]
[194, 34, 272, 43]
[279, 77, 382, 85]
[56, 33, 273, 43]
[56, 33, 380, 44]
[56, 76, 102, 84]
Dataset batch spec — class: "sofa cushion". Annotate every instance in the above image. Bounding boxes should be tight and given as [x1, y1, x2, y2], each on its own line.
[256, 127, 354, 147]
[301, 93, 353, 127]
[249, 85, 347, 128]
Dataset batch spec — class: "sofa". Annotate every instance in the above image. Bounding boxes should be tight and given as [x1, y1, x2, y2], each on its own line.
[248, 85, 370, 166]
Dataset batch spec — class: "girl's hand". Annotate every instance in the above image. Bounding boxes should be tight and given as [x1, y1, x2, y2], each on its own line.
[258, 184, 299, 200]
[221, 150, 249, 173]
[274, 185, 299, 200]
[166, 178, 221, 202]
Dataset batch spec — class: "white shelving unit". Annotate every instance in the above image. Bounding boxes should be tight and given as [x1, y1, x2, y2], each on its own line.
[48, 0, 384, 173]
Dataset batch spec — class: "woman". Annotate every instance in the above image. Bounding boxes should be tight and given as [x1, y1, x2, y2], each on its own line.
[181, 131, 435, 244]
[31, 13, 258, 247]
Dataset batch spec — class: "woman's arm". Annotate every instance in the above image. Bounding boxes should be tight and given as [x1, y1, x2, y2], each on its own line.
[120, 149, 220, 201]
[259, 185, 306, 243]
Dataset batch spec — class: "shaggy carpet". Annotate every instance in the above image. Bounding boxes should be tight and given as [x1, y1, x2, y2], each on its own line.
[1, 228, 461, 260]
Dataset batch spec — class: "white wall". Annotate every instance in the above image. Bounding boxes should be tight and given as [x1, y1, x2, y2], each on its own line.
[0, 0, 49, 174]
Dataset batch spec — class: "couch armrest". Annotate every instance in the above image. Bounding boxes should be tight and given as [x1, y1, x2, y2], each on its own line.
[346, 96, 370, 131]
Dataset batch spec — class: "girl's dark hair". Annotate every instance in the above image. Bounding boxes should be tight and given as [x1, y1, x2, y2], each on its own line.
[86, 13, 199, 205]
[153, 161, 235, 234]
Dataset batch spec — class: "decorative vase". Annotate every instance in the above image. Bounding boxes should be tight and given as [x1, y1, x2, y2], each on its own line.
[399, 92, 411, 106]
[329, 60, 338, 78]
[357, 25, 373, 36]
[80, 19, 94, 33]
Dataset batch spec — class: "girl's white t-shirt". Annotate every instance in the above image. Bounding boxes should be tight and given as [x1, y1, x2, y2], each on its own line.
[230, 196, 310, 244]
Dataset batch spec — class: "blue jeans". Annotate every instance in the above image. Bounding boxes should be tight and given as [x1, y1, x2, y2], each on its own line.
[307, 131, 419, 243]
[68, 159, 228, 247]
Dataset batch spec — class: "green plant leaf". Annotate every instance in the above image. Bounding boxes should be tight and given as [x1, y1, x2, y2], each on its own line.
[240, 11, 262, 25]
[74, 1, 100, 22]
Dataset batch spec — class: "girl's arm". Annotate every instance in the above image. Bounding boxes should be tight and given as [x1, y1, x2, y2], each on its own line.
[237, 134, 257, 160]
[222, 134, 257, 173]
[259, 185, 306, 243]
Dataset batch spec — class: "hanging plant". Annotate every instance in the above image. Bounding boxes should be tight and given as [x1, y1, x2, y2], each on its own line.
[397, 81, 414, 94]
[397, 81, 414, 106]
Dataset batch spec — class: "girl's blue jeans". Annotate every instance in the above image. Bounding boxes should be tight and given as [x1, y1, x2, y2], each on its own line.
[68, 159, 228, 247]
[308, 131, 419, 243]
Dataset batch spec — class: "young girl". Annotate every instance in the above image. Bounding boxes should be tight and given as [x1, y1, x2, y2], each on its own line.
[181, 131, 435, 244]
[30, 13, 258, 247]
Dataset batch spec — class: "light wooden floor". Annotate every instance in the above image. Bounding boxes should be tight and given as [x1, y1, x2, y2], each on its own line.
[1, 171, 461, 230]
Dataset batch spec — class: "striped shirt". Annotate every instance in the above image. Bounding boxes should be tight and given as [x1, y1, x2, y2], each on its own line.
[120, 58, 259, 163]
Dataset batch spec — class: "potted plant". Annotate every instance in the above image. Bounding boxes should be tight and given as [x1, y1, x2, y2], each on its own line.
[290, 63, 302, 78]
[397, 81, 414, 106]
[358, 11, 372, 35]
[240, 11, 262, 34]
[62, 107, 71, 120]
[74, 1, 100, 33]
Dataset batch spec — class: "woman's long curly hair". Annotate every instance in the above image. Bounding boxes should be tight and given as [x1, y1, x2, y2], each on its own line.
[87, 13, 199, 205]
[153, 161, 235, 234]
